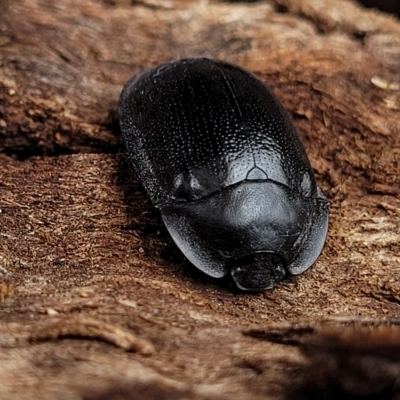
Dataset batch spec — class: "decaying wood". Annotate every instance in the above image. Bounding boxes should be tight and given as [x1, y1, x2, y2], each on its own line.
[28, 316, 156, 355]
[0, 0, 399, 399]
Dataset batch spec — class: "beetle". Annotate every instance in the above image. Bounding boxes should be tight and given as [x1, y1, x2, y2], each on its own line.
[118, 58, 329, 291]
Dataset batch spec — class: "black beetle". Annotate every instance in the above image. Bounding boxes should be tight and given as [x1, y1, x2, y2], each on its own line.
[119, 58, 329, 291]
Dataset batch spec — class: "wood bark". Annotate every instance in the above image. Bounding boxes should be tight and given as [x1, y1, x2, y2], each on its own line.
[0, 0, 400, 399]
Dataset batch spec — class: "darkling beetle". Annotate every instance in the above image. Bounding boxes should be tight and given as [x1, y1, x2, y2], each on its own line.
[118, 58, 329, 291]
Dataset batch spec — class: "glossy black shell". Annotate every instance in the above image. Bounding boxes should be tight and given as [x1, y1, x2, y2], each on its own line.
[119, 58, 329, 291]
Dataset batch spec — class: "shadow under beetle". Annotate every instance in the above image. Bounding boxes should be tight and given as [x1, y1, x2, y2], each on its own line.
[119, 58, 329, 291]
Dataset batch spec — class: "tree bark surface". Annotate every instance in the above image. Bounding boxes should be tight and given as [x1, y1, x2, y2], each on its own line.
[0, 1, 400, 399]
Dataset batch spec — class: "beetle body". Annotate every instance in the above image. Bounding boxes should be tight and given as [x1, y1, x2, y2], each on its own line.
[119, 58, 328, 291]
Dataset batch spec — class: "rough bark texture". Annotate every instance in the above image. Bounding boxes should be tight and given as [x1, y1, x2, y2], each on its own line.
[0, 0, 400, 399]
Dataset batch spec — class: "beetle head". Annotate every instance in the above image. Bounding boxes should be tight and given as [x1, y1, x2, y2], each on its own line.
[230, 252, 286, 291]
[160, 181, 328, 291]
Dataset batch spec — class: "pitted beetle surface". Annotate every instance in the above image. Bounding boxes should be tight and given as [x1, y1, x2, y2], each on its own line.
[119, 58, 329, 291]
